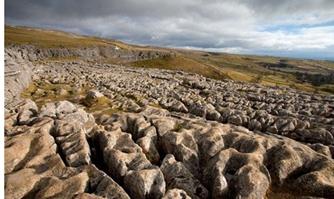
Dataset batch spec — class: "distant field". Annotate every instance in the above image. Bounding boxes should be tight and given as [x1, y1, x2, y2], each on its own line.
[5, 25, 334, 94]
[129, 56, 227, 80]
[5, 26, 111, 48]
[5, 25, 168, 52]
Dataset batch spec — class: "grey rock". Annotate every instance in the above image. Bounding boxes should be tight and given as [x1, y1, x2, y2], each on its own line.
[87, 165, 130, 199]
[53, 120, 91, 167]
[160, 154, 208, 199]
[16, 99, 38, 125]
[162, 189, 191, 199]
[124, 167, 166, 199]
[309, 143, 332, 157]
[235, 165, 270, 199]
[40, 100, 77, 118]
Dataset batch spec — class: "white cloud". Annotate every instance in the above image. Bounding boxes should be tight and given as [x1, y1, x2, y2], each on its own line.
[5, 0, 334, 59]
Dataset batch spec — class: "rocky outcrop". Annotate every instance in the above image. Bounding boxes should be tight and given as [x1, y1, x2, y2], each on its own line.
[4, 45, 334, 198]
[28, 60, 334, 147]
[160, 154, 208, 199]
[6, 44, 174, 63]
[5, 48, 34, 108]
[5, 98, 334, 198]
[5, 100, 131, 199]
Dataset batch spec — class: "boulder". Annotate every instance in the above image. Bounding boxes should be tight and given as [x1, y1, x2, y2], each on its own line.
[87, 165, 130, 199]
[96, 128, 151, 180]
[300, 128, 334, 145]
[40, 100, 77, 118]
[35, 172, 89, 198]
[84, 90, 105, 105]
[5, 168, 42, 199]
[198, 127, 225, 162]
[123, 99, 141, 112]
[309, 143, 332, 157]
[161, 130, 199, 175]
[234, 165, 270, 199]
[137, 136, 160, 165]
[292, 161, 334, 198]
[5, 118, 56, 173]
[16, 99, 38, 125]
[124, 167, 166, 199]
[73, 193, 104, 199]
[206, 109, 221, 121]
[248, 119, 262, 131]
[86, 90, 104, 99]
[151, 117, 176, 137]
[266, 144, 304, 185]
[160, 154, 208, 199]
[162, 189, 191, 199]
[53, 120, 91, 167]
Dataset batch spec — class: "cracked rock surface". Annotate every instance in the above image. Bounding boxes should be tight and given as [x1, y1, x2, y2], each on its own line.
[4, 48, 334, 198]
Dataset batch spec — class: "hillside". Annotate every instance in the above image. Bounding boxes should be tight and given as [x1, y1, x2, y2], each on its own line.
[5, 25, 334, 94]
[5, 25, 334, 199]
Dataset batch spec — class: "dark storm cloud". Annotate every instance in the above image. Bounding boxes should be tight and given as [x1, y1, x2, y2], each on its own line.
[7, 0, 334, 22]
[6, 0, 189, 20]
[5, 0, 334, 59]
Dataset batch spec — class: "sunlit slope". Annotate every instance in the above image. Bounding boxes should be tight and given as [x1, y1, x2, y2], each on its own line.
[6, 25, 334, 94]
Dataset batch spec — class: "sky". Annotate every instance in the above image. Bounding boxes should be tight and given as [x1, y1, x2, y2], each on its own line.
[5, 0, 334, 60]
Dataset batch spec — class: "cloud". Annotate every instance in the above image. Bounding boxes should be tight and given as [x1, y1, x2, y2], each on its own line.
[5, 0, 334, 59]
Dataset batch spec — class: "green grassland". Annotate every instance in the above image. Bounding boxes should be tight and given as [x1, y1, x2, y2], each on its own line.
[5, 25, 168, 52]
[6, 25, 334, 94]
[129, 55, 227, 80]
[5, 26, 110, 48]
